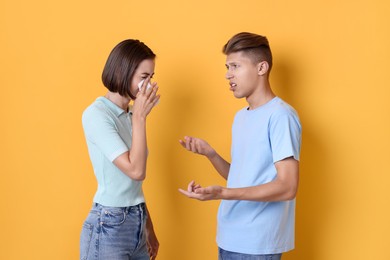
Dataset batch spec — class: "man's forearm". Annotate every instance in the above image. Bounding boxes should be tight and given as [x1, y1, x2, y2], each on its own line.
[207, 152, 230, 180]
[222, 179, 298, 202]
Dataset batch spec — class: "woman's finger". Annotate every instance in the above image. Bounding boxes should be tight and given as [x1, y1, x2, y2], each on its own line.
[147, 85, 159, 103]
[141, 76, 151, 94]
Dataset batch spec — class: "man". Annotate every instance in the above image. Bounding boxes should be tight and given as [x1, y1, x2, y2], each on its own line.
[179, 32, 302, 259]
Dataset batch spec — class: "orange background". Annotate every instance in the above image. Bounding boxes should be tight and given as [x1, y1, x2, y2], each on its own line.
[1, 0, 389, 259]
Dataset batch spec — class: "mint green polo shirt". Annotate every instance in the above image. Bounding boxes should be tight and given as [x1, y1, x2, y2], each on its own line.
[82, 97, 145, 207]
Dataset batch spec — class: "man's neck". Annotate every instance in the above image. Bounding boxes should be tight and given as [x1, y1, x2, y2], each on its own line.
[246, 82, 276, 110]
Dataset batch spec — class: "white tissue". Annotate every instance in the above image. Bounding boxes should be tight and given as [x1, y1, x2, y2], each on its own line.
[137, 79, 159, 105]
[137, 79, 152, 91]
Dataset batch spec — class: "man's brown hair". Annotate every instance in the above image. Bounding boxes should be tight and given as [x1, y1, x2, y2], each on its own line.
[102, 39, 155, 98]
[223, 32, 273, 72]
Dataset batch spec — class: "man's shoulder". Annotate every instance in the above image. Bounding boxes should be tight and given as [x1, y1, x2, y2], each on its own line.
[270, 97, 299, 118]
[268, 98, 301, 132]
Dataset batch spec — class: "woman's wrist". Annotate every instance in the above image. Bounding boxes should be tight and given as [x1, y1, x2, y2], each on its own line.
[132, 113, 147, 122]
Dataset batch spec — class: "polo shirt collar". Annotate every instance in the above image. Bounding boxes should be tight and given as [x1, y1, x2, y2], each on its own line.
[97, 96, 129, 117]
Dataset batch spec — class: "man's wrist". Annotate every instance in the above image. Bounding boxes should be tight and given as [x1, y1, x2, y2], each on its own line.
[221, 187, 230, 200]
[206, 149, 217, 160]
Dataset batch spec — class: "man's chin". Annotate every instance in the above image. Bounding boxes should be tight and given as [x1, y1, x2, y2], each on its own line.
[232, 92, 245, 99]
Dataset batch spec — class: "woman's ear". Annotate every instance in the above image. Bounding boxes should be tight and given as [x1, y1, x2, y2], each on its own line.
[257, 61, 269, 76]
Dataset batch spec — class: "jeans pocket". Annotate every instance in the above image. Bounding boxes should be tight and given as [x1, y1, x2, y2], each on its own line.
[102, 209, 126, 226]
[268, 254, 282, 260]
[80, 222, 93, 260]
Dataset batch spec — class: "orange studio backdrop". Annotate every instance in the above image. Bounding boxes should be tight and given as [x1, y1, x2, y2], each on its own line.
[1, 0, 389, 259]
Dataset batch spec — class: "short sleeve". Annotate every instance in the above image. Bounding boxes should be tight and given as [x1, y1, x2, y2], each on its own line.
[269, 110, 302, 163]
[82, 107, 129, 162]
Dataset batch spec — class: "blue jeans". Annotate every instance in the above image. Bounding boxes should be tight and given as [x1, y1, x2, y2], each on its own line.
[80, 203, 149, 260]
[218, 248, 282, 260]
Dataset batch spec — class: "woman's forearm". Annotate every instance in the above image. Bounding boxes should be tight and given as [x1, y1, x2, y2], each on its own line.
[128, 116, 148, 180]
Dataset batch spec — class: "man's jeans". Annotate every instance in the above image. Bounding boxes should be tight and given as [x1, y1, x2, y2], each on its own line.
[219, 247, 282, 260]
[80, 203, 149, 260]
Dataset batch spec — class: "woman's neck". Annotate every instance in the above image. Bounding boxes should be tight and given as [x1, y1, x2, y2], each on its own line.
[104, 92, 130, 111]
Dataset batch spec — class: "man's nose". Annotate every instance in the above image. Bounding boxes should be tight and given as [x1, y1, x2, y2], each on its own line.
[225, 71, 233, 80]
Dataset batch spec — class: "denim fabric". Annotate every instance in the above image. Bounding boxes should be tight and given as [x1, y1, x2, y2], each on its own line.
[80, 203, 149, 260]
[218, 248, 282, 260]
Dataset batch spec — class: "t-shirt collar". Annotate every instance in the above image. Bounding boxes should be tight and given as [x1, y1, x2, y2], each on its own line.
[97, 96, 129, 116]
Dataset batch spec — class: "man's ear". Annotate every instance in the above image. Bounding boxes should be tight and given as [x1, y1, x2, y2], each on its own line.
[257, 61, 269, 76]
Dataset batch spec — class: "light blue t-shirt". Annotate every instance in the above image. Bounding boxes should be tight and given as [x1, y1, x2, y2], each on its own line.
[217, 97, 302, 254]
[82, 97, 145, 207]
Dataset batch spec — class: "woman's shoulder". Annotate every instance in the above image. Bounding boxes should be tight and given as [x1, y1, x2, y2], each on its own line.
[82, 98, 112, 123]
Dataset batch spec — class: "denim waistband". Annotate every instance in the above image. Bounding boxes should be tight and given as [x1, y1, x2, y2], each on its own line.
[93, 202, 146, 214]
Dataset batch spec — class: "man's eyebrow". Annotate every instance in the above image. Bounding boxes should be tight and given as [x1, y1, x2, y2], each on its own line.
[225, 62, 237, 66]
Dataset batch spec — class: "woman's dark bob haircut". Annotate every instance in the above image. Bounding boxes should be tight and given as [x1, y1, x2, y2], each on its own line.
[102, 39, 155, 98]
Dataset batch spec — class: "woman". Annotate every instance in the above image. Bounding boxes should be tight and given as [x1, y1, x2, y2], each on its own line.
[80, 39, 160, 260]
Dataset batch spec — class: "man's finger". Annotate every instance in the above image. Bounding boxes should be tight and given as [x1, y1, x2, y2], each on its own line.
[190, 139, 197, 153]
[187, 180, 195, 192]
[179, 140, 187, 148]
[184, 136, 192, 150]
[178, 188, 192, 197]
